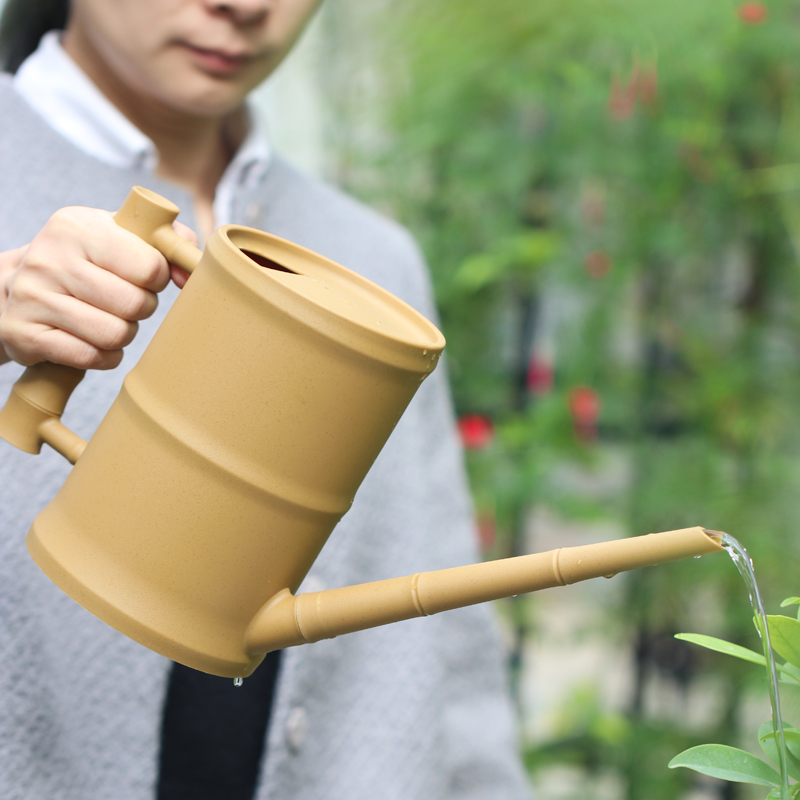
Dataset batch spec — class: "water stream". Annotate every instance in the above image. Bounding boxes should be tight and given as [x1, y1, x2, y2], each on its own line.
[715, 530, 789, 800]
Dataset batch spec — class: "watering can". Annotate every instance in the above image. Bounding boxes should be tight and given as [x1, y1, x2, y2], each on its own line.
[0, 187, 725, 678]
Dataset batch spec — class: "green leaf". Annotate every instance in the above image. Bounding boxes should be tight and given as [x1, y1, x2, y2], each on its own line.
[768, 787, 800, 800]
[769, 616, 800, 671]
[669, 745, 781, 787]
[781, 663, 800, 684]
[452, 230, 561, 292]
[675, 633, 767, 666]
[509, 230, 561, 268]
[676, 633, 800, 679]
[454, 254, 504, 291]
[780, 598, 800, 622]
[775, 728, 800, 766]
[758, 721, 800, 781]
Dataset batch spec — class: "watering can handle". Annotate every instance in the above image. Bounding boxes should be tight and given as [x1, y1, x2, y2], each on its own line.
[0, 187, 202, 463]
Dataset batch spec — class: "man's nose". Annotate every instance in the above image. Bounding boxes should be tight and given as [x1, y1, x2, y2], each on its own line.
[204, 0, 270, 26]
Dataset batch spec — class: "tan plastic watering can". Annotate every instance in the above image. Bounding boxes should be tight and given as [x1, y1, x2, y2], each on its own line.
[0, 187, 725, 678]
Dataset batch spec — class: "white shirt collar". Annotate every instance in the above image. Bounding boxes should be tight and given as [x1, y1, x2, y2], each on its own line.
[13, 31, 272, 225]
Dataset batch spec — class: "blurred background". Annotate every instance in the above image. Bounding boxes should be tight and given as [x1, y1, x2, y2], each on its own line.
[4, 0, 800, 796]
[265, 1, 800, 798]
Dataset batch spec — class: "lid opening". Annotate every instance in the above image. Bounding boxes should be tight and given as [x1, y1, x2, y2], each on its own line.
[242, 249, 298, 275]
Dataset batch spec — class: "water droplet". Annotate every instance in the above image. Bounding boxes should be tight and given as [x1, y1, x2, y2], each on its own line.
[694, 555, 702, 559]
[233, 677, 243, 687]
[423, 350, 428, 355]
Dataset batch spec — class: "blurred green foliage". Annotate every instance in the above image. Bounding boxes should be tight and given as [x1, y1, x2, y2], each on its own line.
[340, 0, 800, 796]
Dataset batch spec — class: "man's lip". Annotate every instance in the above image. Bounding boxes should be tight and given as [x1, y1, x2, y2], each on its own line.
[180, 42, 253, 73]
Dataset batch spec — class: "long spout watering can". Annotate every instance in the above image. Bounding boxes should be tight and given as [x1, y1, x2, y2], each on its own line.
[0, 187, 725, 678]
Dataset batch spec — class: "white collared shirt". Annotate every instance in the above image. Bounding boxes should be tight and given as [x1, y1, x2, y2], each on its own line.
[12, 31, 272, 226]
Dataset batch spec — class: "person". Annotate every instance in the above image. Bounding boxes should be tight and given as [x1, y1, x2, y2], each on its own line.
[0, 2, 532, 799]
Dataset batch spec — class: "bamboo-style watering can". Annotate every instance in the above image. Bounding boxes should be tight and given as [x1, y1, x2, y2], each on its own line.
[0, 187, 724, 678]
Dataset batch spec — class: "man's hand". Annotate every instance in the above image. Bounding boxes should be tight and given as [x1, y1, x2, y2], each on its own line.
[0, 207, 197, 369]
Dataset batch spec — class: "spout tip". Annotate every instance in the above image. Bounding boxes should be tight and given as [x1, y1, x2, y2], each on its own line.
[702, 528, 726, 547]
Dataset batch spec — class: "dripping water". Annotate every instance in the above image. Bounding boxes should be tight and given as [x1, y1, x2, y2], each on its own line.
[715, 531, 789, 800]
[233, 677, 243, 688]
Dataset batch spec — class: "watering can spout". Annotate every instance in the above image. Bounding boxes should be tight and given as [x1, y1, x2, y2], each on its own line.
[245, 526, 724, 656]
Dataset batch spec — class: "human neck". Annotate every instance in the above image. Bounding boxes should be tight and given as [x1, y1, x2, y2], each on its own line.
[129, 104, 243, 242]
[62, 28, 244, 242]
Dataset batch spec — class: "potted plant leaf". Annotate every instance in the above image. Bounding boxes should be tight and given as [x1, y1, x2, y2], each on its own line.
[670, 598, 800, 798]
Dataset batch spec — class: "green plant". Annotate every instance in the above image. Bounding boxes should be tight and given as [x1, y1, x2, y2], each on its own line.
[670, 597, 800, 798]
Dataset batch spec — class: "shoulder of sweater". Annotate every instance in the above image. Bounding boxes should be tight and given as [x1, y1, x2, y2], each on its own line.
[266, 157, 420, 259]
[255, 157, 433, 311]
[0, 75, 84, 168]
[0, 79, 195, 244]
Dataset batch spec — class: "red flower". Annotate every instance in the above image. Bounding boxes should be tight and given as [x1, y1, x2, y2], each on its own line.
[584, 250, 612, 278]
[476, 513, 497, 553]
[679, 142, 715, 182]
[458, 414, 494, 450]
[637, 65, 658, 107]
[579, 182, 607, 227]
[608, 74, 636, 121]
[738, 2, 767, 23]
[526, 356, 554, 396]
[568, 387, 601, 443]
[609, 58, 658, 120]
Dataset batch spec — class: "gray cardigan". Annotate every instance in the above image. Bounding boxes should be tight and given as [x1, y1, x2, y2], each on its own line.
[0, 77, 531, 800]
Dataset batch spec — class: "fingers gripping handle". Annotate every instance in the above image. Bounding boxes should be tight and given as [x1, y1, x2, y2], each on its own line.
[114, 186, 202, 275]
[0, 187, 201, 462]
